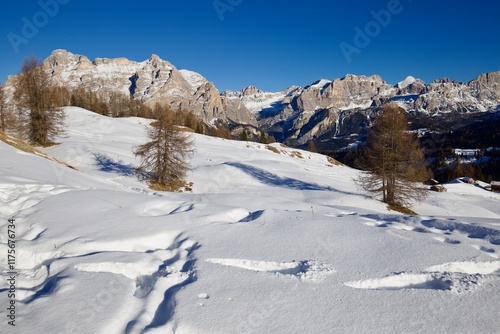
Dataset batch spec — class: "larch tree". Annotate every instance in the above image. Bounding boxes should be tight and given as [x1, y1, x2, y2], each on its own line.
[259, 131, 267, 144]
[13, 55, 65, 146]
[0, 82, 20, 134]
[307, 140, 318, 153]
[357, 103, 430, 209]
[240, 130, 248, 141]
[134, 104, 195, 191]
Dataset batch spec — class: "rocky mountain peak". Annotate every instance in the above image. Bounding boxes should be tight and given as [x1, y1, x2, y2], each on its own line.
[397, 76, 416, 89]
[92, 57, 133, 66]
[29, 49, 256, 124]
[146, 54, 168, 68]
[241, 86, 264, 96]
[11, 49, 499, 148]
[43, 49, 91, 70]
[338, 74, 384, 83]
[473, 72, 500, 86]
[396, 76, 426, 95]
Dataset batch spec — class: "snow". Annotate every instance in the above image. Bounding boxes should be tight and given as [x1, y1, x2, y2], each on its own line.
[235, 91, 288, 115]
[339, 100, 373, 111]
[244, 94, 287, 114]
[398, 76, 416, 89]
[222, 86, 304, 115]
[1, 107, 499, 333]
[179, 70, 208, 93]
[309, 79, 332, 93]
[205, 259, 334, 282]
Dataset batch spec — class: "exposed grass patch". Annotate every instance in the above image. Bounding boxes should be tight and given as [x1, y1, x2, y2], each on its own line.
[327, 156, 343, 166]
[266, 145, 281, 154]
[388, 204, 418, 215]
[0, 131, 78, 170]
[266, 145, 306, 160]
[289, 151, 303, 159]
[149, 180, 194, 193]
[177, 126, 195, 133]
[149, 122, 195, 133]
[1, 131, 39, 154]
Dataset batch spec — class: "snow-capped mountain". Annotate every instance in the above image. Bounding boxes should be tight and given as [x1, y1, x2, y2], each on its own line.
[227, 72, 500, 146]
[7, 50, 499, 146]
[36, 50, 256, 125]
[222, 85, 300, 115]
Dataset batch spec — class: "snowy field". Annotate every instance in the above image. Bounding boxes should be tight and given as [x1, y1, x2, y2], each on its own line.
[1, 107, 499, 333]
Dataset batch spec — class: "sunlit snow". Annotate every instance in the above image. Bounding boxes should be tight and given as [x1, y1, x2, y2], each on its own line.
[0, 107, 499, 333]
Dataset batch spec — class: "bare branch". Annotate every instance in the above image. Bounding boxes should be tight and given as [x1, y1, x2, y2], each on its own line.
[356, 103, 430, 209]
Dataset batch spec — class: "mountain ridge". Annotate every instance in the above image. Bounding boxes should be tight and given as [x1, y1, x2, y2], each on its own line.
[6, 49, 500, 146]
[37, 49, 257, 126]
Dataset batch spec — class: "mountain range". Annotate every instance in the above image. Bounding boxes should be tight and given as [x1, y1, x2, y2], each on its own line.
[8, 50, 500, 148]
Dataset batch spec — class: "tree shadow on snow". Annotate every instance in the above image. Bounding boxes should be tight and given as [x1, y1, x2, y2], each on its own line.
[224, 162, 333, 191]
[94, 153, 136, 177]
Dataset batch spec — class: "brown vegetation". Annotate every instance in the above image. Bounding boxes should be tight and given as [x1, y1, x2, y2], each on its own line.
[134, 104, 195, 192]
[356, 104, 431, 208]
[13, 56, 66, 146]
[0, 131, 77, 171]
[0, 82, 8, 132]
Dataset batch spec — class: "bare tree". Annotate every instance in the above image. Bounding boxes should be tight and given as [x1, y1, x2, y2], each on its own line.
[134, 104, 194, 191]
[13, 55, 65, 146]
[108, 92, 131, 117]
[0, 82, 23, 136]
[357, 103, 430, 209]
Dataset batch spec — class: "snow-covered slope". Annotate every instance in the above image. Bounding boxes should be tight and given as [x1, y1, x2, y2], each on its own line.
[222, 86, 294, 115]
[179, 70, 208, 94]
[1, 107, 499, 334]
[397, 76, 417, 89]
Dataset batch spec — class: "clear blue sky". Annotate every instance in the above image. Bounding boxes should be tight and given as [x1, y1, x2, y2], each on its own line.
[1, 0, 499, 92]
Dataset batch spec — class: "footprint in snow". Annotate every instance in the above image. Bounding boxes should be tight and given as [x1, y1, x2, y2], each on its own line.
[205, 258, 335, 282]
[344, 260, 500, 293]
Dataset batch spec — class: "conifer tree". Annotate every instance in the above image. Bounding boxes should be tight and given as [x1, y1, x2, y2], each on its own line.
[13, 55, 65, 146]
[240, 130, 248, 141]
[307, 140, 318, 153]
[357, 103, 430, 208]
[260, 131, 267, 144]
[210, 124, 231, 139]
[134, 104, 194, 191]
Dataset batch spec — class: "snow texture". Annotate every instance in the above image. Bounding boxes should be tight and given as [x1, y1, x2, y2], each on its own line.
[0, 107, 499, 333]
[397, 76, 416, 89]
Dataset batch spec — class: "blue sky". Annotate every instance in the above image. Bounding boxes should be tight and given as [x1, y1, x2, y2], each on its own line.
[1, 0, 499, 92]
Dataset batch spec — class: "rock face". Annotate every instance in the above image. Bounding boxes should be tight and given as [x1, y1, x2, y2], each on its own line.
[39, 50, 256, 125]
[226, 72, 500, 146]
[18, 49, 499, 147]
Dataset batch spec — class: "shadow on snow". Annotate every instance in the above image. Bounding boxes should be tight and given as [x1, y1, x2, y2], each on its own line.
[224, 162, 332, 191]
[94, 153, 136, 177]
